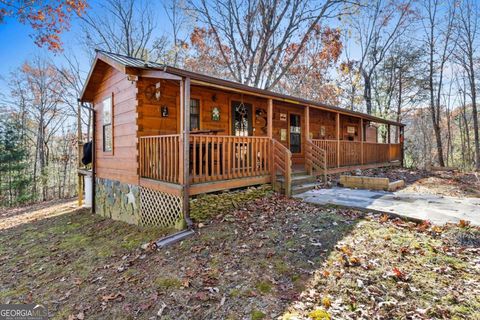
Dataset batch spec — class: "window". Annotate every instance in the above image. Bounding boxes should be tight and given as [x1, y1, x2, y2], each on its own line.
[103, 96, 113, 152]
[190, 98, 200, 130]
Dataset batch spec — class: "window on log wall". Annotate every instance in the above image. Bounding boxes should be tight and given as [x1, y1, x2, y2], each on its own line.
[102, 95, 113, 152]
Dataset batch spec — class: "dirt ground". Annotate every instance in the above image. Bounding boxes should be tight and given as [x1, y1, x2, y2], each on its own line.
[1, 194, 479, 319]
[325, 167, 480, 198]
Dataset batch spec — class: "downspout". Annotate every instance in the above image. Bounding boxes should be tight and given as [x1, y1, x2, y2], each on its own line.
[80, 100, 96, 214]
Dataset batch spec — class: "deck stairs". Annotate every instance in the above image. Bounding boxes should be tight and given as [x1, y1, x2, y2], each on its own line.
[275, 170, 323, 195]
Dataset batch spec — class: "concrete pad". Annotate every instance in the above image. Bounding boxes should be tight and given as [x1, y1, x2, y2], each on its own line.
[295, 187, 480, 226]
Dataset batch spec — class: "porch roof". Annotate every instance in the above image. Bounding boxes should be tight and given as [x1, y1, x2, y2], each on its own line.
[81, 50, 404, 127]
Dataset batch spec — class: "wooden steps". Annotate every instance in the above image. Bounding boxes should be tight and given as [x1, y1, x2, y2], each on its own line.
[276, 171, 322, 195]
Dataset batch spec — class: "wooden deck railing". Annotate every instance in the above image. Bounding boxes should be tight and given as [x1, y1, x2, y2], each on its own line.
[305, 139, 327, 181]
[139, 135, 401, 187]
[272, 140, 292, 196]
[389, 143, 401, 161]
[189, 135, 271, 184]
[312, 139, 400, 167]
[139, 134, 180, 183]
[311, 139, 337, 168]
[363, 142, 390, 164]
[339, 141, 361, 166]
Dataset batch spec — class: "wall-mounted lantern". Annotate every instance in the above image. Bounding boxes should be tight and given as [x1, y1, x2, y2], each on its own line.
[212, 107, 220, 121]
[161, 105, 169, 117]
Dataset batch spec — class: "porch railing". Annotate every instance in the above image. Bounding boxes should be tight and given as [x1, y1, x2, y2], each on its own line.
[189, 135, 271, 184]
[305, 139, 327, 181]
[272, 139, 292, 196]
[139, 134, 180, 184]
[311, 139, 337, 168]
[339, 141, 361, 166]
[312, 139, 399, 167]
[139, 135, 401, 186]
[389, 143, 401, 161]
[363, 142, 390, 164]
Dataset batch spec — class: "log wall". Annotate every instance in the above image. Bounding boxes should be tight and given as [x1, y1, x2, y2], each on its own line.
[93, 62, 139, 185]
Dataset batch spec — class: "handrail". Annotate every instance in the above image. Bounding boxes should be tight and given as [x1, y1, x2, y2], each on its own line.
[306, 139, 327, 182]
[271, 139, 292, 196]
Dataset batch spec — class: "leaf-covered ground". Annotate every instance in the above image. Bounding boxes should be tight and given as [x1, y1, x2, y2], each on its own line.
[0, 194, 479, 319]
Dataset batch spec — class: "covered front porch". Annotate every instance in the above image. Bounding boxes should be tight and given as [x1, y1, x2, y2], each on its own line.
[136, 73, 403, 198]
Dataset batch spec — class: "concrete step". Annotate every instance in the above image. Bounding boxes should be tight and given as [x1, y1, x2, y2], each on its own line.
[291, 182, 321, 195]
[276, 174, 317, 186]
[292, 170, 308, 177]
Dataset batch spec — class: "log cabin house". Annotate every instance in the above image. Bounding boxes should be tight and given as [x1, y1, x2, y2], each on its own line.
[79, 50, 404, 228]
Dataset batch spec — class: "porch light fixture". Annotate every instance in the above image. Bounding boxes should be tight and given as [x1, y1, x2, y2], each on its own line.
[211, 107, 220, 121]
[161, 105, 169, 117]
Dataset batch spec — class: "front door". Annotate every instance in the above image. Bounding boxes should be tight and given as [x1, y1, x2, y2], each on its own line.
[289, 113, 301, 153]
[232, 101, 253, 136]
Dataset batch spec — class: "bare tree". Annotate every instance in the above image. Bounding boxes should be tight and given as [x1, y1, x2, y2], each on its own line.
[454, 0, 480, 170]
[160, 0, 191, 66]
[10, 57, 68, 201]
[188, 0, 352, 90]
[350, 0, 414, 114]
[79, 0, 157, 59]
[421, 0, 457, 167]
[56, 53, 92, 141]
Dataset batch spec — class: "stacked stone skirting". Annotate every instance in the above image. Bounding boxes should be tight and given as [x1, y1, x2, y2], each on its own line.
[95, 177, 141, 225]
[95, 177, 184, 228]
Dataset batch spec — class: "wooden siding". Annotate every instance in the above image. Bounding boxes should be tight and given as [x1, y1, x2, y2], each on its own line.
[137, 79, 180, 136]
[272, 102, 305, 164]
[136, 80, 270, 137]
[93, 64, 139, 185]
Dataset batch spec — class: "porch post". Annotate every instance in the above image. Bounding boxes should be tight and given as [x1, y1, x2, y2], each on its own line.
[360, 118, 364, 165]
[336, 113, 340, 168]
[387, 124, 391, 144]
[267, 98, 273, 139]
[179, 80, 184, 185]
[387, 124, 391, 161]
[305, 106, 311, 174]
[400, 125, 405, 167]
[181, 77, 191, 224]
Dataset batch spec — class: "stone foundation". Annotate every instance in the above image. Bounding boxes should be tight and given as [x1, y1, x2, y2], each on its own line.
[95, 177, 140, 225]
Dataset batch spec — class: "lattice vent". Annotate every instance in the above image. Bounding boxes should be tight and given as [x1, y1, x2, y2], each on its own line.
[140, 187, 183, 227]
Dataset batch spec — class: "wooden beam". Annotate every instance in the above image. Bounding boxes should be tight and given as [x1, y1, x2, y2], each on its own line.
[336, 113, 340, 168]
[139, 178, 183, 197]
[267, 98, 273, 139]
[387, 124, 391, 144]
[182, 77, 191, 221]
[305, 106, 310, 139]
[190, 175, 271, 195]
[387, 124, 391, 161]
[140, 70, 182, 80]
[360, 118, 364, 165]
[179, 80, 185, 185]
[400, 126, 405, 167]
[305, 106, 311, 174]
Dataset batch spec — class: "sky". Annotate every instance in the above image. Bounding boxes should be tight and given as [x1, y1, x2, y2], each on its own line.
[0, 1, 172, 95]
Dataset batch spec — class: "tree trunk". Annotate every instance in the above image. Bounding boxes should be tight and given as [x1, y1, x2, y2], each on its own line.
[428, 42, 445, 167]
[363, 71, 373, 114]
[468, 59, 480, 170]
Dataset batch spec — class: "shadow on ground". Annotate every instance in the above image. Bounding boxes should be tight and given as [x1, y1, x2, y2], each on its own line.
[0, 196, 358, 319]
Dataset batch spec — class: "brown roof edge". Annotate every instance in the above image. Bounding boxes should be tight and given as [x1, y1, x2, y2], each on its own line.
[161, 65, 404, 127]
[82, 50, 404, 126]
